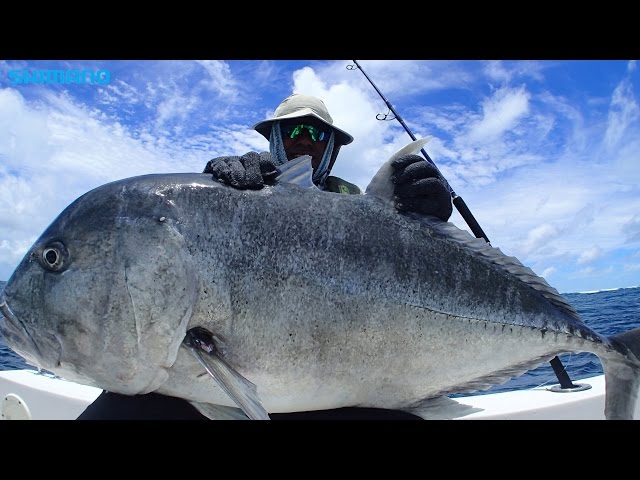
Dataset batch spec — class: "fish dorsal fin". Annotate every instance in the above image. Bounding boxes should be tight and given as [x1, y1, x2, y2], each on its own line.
[365, 138, 431, 205]
[364, 138, 577, 320]
[275, 155, 318, 189]
[422, 216, 580, 320]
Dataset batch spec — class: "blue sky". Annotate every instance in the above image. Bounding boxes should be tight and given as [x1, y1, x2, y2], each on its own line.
[0, 59, 638, 294]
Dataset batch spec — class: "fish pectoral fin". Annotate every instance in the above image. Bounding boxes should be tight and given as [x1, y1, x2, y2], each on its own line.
[189, 402, 251, 420]
[275, 155, 318, 189]
[184, 327, 270, 420]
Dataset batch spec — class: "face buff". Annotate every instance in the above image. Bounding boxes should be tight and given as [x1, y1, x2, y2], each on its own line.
[269, 120, 335, 188]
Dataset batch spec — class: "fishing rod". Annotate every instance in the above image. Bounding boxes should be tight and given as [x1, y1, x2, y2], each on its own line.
[348, 60, 490, 244]
[348, 60, 578, 390]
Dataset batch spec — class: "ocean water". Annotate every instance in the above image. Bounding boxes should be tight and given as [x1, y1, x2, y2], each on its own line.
[1, 280, 639, 396]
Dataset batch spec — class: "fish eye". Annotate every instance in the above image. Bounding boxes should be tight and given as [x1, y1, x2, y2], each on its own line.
[39, 241, 69, 272]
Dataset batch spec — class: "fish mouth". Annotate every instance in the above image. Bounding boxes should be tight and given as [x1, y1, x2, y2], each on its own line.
[0, 292, 44, 362]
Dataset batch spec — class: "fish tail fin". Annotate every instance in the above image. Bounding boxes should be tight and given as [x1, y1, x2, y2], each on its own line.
[602, 327, 640, 419]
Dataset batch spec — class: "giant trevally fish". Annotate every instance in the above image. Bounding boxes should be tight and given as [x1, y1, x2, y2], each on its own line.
[2, 140, 640, 420]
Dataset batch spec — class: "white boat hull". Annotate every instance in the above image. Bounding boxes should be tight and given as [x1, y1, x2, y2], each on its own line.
[2, 368, 636, 420]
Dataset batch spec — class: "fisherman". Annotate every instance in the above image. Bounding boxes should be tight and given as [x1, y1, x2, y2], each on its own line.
[77, 93, 453, 420]
[203, 93, 453, 221]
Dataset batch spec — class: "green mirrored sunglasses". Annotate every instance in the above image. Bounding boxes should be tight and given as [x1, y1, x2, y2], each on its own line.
[281, 123, 329, 142]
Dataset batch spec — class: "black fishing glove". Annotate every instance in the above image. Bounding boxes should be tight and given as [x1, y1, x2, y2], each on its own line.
[203, 151, 277, 190]
[391, 154, 453, 221]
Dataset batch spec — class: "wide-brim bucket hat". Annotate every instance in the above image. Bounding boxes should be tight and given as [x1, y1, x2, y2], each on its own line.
[253, 94, 354, 146]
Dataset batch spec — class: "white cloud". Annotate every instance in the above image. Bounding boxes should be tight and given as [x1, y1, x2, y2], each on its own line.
[466, 86, 530, 143]
[195, 60, 237, 96]
[484, 60, 547, 84]
[1, 60, 639, 294]
[623, 215, 640, 244]
[0, 85, 216, 278]
[519, 223, 561, 256]
[542, 266, 557, 278]
[327, 60, 474, 99]
[605, 78, 640, 149]
[577, 246, 603, 265]
[98, 79, 141, 108]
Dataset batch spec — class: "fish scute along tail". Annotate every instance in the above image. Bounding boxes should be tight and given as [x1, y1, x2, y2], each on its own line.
[604, 327, 640, 419]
